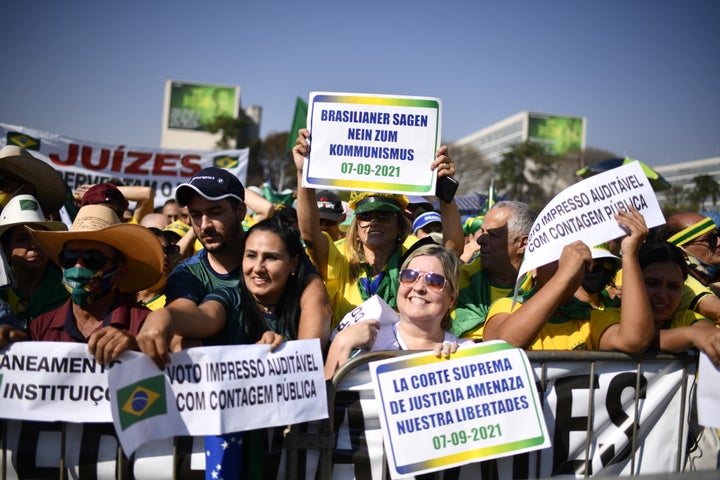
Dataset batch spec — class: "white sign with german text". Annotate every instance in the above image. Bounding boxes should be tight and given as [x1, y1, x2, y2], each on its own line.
[303, 92, 441, 195]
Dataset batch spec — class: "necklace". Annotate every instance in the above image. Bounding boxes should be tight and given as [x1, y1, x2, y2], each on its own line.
[257, 302, 278, 314]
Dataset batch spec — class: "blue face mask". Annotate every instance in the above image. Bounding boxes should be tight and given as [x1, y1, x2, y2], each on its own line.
[62, 266, 117, 306]
[683, 251, 720, 282]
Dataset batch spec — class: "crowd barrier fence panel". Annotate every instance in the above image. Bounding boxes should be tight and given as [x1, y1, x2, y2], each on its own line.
[0, 351, 704, 479]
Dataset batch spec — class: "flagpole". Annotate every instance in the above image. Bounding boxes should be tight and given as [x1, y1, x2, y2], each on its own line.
[488, 179, 495, 209]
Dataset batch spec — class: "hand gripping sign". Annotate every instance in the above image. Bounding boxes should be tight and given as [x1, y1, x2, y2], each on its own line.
[302, 92, 441, 195]
[370, 341, 550, 479]
[517, 161, 665, 284]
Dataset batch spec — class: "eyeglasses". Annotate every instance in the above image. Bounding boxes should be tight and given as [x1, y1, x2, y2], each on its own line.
[59, 249, 114, 270]
[163, 244, 181, 257]
[688, 231, 719, 250]
[356, 211, 396, 223]
[399, 269, 447, 293]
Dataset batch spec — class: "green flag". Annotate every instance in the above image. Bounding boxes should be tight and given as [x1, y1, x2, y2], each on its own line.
[116, 375, 167, 430]
[286, 97, 308, 151]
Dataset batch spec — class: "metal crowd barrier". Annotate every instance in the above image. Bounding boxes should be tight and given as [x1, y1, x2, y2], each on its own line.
[0, 351, 709, 479]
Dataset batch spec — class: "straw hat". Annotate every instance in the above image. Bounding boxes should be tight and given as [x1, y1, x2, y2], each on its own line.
[28, 205, 163, 293]
[0, 195, 67, 239]
[0, 145, 67, 213]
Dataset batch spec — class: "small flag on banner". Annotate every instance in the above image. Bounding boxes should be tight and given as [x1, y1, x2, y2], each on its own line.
[116, 375, 167, 430]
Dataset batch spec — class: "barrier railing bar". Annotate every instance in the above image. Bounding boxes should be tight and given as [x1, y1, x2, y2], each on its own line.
[583, 360, 597, 478]
[1, 419, 6, 480]
[630, 359, 642, 476]
[0, 351, 697, 478]
[60, 422, 67, 480]
[538, 359, 548, 478]
[676, 358, 690, 472]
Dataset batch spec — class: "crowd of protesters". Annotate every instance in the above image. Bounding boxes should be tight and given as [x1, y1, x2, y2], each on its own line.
[0, 135, 718, 476]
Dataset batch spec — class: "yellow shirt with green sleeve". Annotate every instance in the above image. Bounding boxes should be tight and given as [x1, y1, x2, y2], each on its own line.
[485, 296, 621, 351]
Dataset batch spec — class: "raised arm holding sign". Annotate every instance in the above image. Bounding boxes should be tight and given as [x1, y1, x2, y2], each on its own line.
[483, 206, 655, 353]
[292, 125, 463, 327]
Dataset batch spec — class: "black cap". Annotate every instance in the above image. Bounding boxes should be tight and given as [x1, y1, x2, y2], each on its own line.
[175, 167, 245, 206]
[315, 190, 344, 222]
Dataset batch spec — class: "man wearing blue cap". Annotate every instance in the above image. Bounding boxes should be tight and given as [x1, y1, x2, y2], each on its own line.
[412, 211, 443, 240]
[136, 166, 331, 480]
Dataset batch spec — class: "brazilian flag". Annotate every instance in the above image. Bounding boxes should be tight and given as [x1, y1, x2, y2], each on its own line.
[116, 375, 167, 430]
[213, 154, 239, 169]
[6, 132, 40, 150]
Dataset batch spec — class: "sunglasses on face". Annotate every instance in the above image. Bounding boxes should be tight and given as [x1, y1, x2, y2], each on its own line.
[399, 268, 447, 293]
[356, 211, 396, 223]
[59, 249, 113, 270]
[689, 231, 719, 249]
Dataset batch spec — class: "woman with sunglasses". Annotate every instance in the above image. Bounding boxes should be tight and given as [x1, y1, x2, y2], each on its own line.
[325, 244, 467, 379]
[639, 240, 720, 366]
[292, 128, 464, 329]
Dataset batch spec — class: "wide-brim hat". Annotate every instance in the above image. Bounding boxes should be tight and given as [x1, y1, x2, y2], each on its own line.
[348, 191, 409, 214]
[0, 194, 67, 239]
[28, 205, 163, 293]
[0, 145, 67, 213]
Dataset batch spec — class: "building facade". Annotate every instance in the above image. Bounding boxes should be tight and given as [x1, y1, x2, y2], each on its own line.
[454, 111, 586, 164]
[654, 156, 720, 208]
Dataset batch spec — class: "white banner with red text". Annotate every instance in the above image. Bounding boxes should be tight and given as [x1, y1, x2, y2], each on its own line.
[0, 122, 248, 208]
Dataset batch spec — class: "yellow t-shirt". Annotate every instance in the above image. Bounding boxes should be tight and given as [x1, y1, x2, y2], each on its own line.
[661, 309, 705, 329]
[681, 275, 713, 312]
[485, 297, 621, 351]
[323, 233, 418, 328]
[459, 284, 515, 341]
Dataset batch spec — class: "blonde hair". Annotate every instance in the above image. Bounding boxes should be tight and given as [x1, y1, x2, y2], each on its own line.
[401, 243, 460, 330]
[345, 212, 412, 281]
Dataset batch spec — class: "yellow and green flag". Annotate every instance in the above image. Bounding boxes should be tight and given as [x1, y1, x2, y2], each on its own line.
[116, 375, 167, 430]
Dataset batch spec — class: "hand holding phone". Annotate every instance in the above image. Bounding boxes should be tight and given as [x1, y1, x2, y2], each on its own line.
[436, 176, 459, 203]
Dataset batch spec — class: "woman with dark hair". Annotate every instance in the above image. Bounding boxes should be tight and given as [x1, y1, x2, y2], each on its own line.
[143, 216, 331, 347]
[639, 240, 720, 366]
[201, 215, 315, 344]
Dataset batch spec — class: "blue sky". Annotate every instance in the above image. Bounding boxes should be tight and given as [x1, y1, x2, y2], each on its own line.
[2, 0, 718, 166]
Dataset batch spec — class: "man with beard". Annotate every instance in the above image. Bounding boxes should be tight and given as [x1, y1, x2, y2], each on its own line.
[136, 167, 331, 480]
